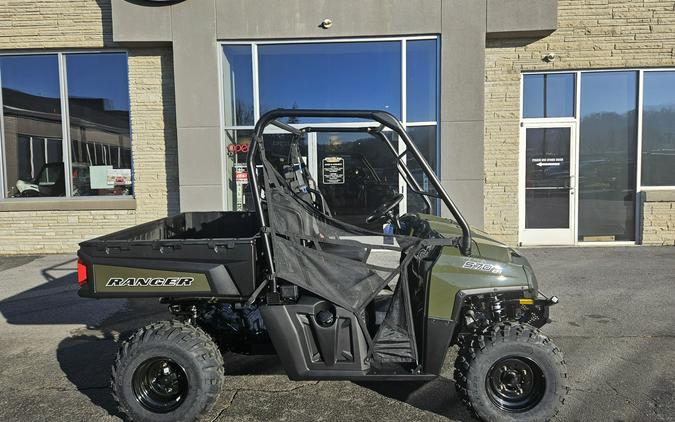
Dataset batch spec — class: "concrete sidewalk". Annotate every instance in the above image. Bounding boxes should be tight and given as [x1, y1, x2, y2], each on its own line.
[0, 247, 673, 421]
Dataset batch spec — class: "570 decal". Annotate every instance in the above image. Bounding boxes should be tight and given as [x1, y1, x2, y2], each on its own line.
[462, 261, 503, 275]
[106, 277, 194, 287]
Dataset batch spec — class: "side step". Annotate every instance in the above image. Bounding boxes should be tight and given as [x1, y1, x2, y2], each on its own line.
[291, 372, 437, 381]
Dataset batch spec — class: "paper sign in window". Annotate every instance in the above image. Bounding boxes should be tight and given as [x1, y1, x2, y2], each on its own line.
[322, 157, 345, 185]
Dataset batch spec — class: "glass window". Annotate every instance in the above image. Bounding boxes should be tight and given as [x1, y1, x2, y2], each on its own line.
[406, 125, 438, 214]
[223, 129, 311, 212]
[66, 53, 131, 196]
[642, 71, 675, 186]
[224, 129, 254, 211]
[221, 38, 440, 215]
[579, 71, 637, 242]
[407, 40, 437, 122]
[523, 73, 575, 118]
[317, 131, 400, 228]
[523, 75, 545, 117]
[1, 55, 64, 198]
[257, 41, 401, 122]
[222, 45, 254, 127]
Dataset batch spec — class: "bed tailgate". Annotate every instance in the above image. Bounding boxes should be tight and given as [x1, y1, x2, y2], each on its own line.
[76, 240, 260, 300]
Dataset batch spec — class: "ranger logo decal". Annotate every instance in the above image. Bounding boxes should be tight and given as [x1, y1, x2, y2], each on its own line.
[106, 277, 194, 287]
[462, 261, 502, 274]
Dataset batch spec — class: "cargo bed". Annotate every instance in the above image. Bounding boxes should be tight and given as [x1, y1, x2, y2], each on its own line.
[77, 212, 263, 300]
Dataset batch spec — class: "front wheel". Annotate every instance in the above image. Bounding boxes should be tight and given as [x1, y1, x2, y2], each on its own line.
[454, 322, 569, 422]
[112, 320, 225, 422]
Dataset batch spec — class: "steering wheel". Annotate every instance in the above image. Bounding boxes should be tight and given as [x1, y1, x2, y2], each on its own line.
[366, 193, 404, 224]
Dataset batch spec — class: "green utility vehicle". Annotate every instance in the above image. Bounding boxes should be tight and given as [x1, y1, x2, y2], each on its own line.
[77, 110, 568, 422]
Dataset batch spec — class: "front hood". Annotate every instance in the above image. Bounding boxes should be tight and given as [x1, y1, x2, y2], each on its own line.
[417, 214, 513, 263]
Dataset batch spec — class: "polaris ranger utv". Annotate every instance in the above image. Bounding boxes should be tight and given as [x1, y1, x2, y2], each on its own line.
[77, 110, 568, 422]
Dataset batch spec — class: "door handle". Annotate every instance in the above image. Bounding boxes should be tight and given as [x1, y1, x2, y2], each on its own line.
[567, 175, 575, 193]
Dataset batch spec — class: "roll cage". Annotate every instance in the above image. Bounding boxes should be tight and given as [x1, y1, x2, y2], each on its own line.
[247, 109, 473, 287]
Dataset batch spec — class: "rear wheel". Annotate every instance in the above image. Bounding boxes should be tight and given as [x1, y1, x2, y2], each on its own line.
[454, 322, 568, 422]
[112, 320, 225, 422]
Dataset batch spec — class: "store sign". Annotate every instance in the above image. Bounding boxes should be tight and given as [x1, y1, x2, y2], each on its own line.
[531, 157, 563, 167]
[227, 143, 250, 155]
[322, 157, 345, 185]
[235, 167, 249, 182]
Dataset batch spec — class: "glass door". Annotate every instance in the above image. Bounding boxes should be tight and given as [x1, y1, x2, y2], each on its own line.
[520, 123, 576, 245]
[316, 131, 401, 229]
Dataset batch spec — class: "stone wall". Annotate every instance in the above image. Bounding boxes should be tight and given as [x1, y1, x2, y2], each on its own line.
[0, 0, 114, 48]
[127, 49, 179, 224]
[484, 0, 675, 245]
[642, 192, 675, 246]
[0, 1, 178, 254]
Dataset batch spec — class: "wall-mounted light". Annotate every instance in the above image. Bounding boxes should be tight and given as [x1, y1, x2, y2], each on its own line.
[320, 18, 333, 29]
[542, 53, 556, 63]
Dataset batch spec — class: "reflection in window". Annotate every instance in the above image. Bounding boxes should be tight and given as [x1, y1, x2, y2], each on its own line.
[1, 55, 65, 198]
[66, 53, 131, 196]
[642, 71, 675, 186]
[579, 71, 637, 241]
[523, 73, 575, 118]
[258, 42, 401, 122]
[262, 132, 308, 173]
[406, 126, 438, 214]
[407, 40, 438, 122]
[222, 45, 254, 127]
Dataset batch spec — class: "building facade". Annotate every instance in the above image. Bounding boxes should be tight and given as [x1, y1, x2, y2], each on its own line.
[0, 0, 672, 254]
[485, 0, 675, 246]
[0, 1, 178, 254]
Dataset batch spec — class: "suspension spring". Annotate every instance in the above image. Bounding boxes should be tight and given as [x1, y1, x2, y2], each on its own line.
[491, 294, 505, 322]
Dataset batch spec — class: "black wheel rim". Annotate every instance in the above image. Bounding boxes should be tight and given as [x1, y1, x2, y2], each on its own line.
[132, 357, 188, 413]
[485, 356, 546, 412]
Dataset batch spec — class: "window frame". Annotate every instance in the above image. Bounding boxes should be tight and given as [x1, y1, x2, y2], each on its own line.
[638, 69, 675, 189]
[0, 49, 133, 202]
[521, 68, 675, 192]
[522, 73, 577, 119]
[217, 36, 441, 212]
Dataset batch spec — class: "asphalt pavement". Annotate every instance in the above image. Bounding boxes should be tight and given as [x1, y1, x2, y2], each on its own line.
[0, 247, 673, 421]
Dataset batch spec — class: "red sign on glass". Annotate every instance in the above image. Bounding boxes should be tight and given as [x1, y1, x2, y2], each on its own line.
[235, 170, 249, 182]
[227, 144, 250, 154]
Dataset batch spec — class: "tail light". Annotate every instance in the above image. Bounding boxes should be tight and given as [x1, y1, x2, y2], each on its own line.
[77, 258, 88, 287]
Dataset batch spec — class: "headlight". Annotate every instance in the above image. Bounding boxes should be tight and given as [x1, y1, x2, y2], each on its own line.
[523, 264, 539, 293]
